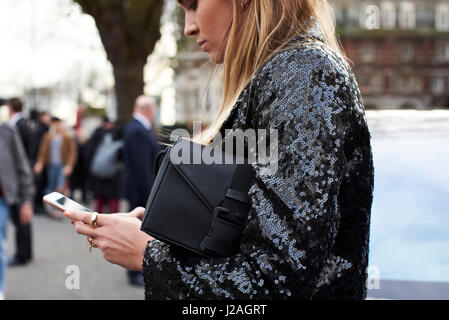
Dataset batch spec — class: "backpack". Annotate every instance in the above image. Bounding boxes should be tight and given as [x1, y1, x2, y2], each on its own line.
[90, 133, 124, 179]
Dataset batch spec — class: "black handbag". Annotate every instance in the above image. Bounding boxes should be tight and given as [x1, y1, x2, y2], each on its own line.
[140, 137, 253, 257]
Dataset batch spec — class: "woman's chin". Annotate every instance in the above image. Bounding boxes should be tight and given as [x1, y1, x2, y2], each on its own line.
[209, 51, 225, 65]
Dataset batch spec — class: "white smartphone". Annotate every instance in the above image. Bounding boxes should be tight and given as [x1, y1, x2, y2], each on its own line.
[43, 192, 92, 213]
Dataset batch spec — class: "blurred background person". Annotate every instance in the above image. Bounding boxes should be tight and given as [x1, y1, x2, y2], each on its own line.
[70, 128, 88, 204]
[32, 111, 51, 216]
[122, 95, 162, 287]
[7, 98, 34, 164]
[34, 117, 77, 219]
[6, 98, 34, 267]
[0, 123, 35, 299]
[86, 116, 123, 214]
[70, 107, 89, 205]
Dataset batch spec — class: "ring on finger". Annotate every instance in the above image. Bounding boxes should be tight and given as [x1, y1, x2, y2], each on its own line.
[89, 212, 98, 227]
[88, 236, 97, 252]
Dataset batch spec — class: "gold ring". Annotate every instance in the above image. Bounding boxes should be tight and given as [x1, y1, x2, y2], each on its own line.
[89, 212, 98, 227]
[88, 236, 97, 252]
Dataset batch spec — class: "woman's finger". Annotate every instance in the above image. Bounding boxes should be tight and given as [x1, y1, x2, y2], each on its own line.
[86, 236, 102, 249]
[63, 210, 105, 227]
[73, 221, 100, 238]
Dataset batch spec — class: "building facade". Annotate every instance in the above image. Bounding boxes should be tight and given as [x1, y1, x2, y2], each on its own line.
[173, 47, 221, 129]
[333, 0, 449, 109]
[173, 0, 449, 128]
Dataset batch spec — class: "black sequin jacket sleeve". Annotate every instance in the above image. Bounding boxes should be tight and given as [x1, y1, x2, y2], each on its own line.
[142, 33, 374, 300]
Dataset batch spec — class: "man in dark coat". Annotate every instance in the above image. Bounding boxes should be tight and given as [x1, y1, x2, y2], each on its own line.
[122, 95, 163, 286]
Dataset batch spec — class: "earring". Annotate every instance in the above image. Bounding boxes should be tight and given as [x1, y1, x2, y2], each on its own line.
[240, 0, 250, 9]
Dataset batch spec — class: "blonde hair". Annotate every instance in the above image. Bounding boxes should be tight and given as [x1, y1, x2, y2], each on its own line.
[193, 0, 345, 145]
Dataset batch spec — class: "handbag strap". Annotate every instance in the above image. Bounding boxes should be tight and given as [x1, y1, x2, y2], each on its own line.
[153, 147, 169, 176]
[200, 163, 253, 257]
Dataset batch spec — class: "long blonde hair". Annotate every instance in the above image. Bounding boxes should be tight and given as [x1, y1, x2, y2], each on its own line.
[194, 0, 345, 145]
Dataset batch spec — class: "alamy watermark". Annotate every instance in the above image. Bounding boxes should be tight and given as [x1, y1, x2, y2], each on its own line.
[170, 121, 279, 175]
[363, 5, 381, 30]
[366, 265, 381, 290]
[65, 265, 80, 290]
[360, 3, 417, 31]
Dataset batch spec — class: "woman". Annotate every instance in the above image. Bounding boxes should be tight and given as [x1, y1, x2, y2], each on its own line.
[65, 0, 374, 299]
[35, 117, 77, 218]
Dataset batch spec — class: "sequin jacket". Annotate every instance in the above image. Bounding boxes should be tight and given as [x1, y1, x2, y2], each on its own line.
[142, 24, 374, 300]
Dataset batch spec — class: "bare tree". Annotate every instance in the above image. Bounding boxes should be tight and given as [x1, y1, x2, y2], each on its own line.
[73, 0, 164, 122]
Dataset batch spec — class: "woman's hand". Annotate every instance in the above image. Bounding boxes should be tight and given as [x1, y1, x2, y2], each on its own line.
[107, 207, 145, 221]
[128, 207, 146, 220]
[63, 210, 154, 271]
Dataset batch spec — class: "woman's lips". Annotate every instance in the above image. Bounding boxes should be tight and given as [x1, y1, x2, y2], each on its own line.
[198, 40, 208, 51]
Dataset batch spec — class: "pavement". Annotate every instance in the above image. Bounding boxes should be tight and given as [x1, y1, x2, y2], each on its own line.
[5, 212, 144, 300]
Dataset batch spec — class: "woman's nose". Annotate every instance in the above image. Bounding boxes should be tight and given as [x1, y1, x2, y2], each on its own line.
[184, 12, 199, 37]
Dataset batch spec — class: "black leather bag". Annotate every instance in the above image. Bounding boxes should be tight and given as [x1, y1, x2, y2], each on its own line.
[140, 137, 253, 257]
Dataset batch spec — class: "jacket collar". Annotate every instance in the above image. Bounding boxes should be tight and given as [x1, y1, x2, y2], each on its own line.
[133, 113, 152, 130]
[9, 112, 23, 127]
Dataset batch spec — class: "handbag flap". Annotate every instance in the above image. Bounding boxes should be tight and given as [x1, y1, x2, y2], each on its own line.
[168, 138, 241, 210]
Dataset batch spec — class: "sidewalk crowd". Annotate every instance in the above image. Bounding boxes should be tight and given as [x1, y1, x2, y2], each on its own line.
[0, 95, 163, 299]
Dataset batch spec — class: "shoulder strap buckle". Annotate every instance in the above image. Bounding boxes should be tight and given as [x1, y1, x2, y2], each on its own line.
[200, 207, 244, 257]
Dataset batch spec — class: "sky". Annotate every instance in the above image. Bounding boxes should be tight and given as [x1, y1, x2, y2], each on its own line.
[0, 0, 177, 125]
[0, 0, 110, 93]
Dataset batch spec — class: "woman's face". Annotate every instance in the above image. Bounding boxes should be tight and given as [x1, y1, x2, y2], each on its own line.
[177, 0, 238, 64]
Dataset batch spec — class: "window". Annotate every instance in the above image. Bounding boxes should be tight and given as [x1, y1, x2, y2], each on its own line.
[409, 76, 423, 94]
[347, 6, 359, 22]
[436, 3, 449, 32]
[400, 76, 422, 94]
[370, 74, 384, 94]
[444, 43, 449, 61]
[432, 77, 445, 94]
[399, 43, 415, 62]
[392, 74, 423, 94]
[399, 2, 416, 30]
[333, 4, 344, 26]
[435, 42, 449, 62]
[355, 72, 383, 95]
[381, 1, 396, 30]
[360, 45, 376, 63]
[357, 74, 371, 94]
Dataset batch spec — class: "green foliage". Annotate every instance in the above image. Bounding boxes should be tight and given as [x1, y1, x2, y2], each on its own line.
[83, 105, 107, 118]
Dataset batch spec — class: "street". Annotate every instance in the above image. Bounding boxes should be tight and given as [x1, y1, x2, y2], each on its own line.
[5, 213, 144, 300]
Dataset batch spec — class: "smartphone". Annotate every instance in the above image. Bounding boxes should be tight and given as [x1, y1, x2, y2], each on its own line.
[43, 192, 92, 213]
